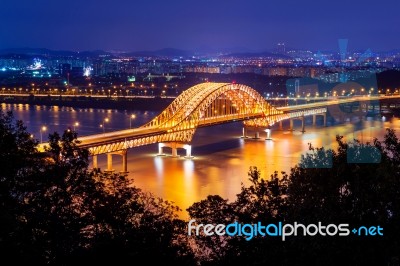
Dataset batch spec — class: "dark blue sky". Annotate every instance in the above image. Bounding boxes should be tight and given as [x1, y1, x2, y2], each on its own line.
[0, 0, 399, 52]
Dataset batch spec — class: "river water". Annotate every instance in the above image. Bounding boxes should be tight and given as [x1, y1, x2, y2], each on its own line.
[2, 103, 399, 218]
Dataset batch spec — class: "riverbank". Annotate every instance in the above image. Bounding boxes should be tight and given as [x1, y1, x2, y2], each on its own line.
[0, 94, 174, 112]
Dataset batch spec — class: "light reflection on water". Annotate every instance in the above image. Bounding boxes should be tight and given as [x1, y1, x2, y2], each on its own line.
[2, 103, 400, 219]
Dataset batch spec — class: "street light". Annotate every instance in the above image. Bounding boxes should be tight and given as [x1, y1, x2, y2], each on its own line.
[73, 122, 79, 131]
[130, 114, 136, 129]
[101, 118, 109, 133]
[40, 126, 47, 143]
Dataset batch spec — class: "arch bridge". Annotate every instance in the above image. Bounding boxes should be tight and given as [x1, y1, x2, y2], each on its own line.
[40, 82, 327, 172]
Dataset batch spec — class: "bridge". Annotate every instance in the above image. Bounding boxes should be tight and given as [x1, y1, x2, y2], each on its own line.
[144, 72, 185, 81]
[39, 82, 387, 173]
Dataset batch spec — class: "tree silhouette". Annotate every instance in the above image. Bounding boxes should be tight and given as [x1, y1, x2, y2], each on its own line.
[187, 130, 400, 265]
[3, 107, 400, 265]
[0, 110, 194, 265]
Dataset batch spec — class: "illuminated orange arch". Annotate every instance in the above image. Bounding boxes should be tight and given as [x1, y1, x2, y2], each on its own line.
[141, 82, 282, 131]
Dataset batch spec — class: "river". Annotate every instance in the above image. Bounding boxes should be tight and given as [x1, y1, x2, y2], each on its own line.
[2, 103, 399, 218]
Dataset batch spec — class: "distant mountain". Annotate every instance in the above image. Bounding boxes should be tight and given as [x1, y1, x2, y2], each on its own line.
[126, 48, 193, 57]
[2, 46, 395, 59]
[77, 50, 113, 57]
[193, 46, 259, 56]
[0, 48, 73, 56]
[0, 47, 190, 58]
[221, 51, 290, 58]
[0, 48, 112, 57]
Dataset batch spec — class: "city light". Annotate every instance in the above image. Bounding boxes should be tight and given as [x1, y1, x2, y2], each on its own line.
[130, 114, 136, 129]
[100, 118, 110, 133]
[73, 122, 79, 131]
[40, 126, 47, 143]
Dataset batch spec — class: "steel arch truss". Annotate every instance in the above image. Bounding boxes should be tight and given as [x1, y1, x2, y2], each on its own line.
[87, 129, 195, 155]
[244, 107, 328, 128]
[80, 83, 327, 155]
[141, 82, 283, 131]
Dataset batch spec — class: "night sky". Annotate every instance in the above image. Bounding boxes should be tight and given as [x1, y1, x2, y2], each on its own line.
[0, 0, 399, 52]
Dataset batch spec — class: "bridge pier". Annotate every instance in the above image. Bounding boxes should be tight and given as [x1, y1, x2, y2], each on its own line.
[241, 127, 248, 138]
[279, 121, 283, 130]
[158, 142, 193, 158]
[301, 116, 305, 133]
[289, 117, 305, 132]
[92, 155, 98, 169]
[265, 128, 272, 140]
[172, 147, 178, 157]
[120, 149, 128, 174]
[314, 113, 327, 127]
[102, 149, 129, 174]
[242, 126, 272, 140]
[185, 145, 192, 158]
[106, 153, 114, 172]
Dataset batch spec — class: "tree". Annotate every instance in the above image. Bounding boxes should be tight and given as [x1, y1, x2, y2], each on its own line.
[187, 168, 290, 265]
[285, 131, 400, 265]
[0, 110, 41, 262]
[0, 110, 195, 265]
[187, 129, 400, 265]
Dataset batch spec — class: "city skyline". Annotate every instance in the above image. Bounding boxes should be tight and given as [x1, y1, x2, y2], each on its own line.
[1, 43, 400, 56]
[1, 0, 399, 52]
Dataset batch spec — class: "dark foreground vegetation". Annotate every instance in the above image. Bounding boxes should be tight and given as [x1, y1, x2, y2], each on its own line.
[1, 109, 400, 265]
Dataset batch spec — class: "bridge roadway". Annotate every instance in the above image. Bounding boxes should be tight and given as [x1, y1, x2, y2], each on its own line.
[277, 95, 382, 111]
[77, 95, 386, 149]
[38, 95, 391, 152]
[36, 87, 400, 173]
[77, 113, 264, 148]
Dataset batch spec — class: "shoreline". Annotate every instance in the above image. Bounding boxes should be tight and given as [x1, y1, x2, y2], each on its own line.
[0, 94, 174, 112]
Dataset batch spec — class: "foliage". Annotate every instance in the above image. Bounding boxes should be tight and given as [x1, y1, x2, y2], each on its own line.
[0, 110, 194, 265]
[4, 107, 400, 265]
[187, 129, 400, 265]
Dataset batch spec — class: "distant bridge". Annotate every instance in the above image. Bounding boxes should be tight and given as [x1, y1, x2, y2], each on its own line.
[143, 72, 185, 81]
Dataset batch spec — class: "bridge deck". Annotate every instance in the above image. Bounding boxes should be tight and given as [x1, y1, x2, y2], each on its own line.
[37, 94, 399, 153]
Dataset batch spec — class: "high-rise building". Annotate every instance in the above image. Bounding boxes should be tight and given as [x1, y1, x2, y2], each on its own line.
[277, 43, 286, 55]
[338, 39, 348, 62]
[295, 79, 300, 94]
[59, 63, 71, 78]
